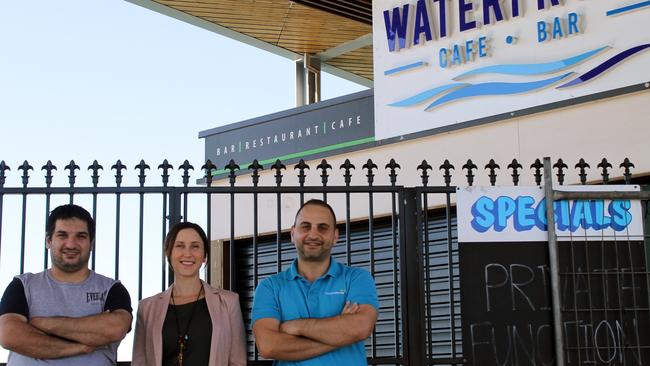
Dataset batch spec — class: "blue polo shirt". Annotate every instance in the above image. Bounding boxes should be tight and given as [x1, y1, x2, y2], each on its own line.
[252, 258, 379, 365]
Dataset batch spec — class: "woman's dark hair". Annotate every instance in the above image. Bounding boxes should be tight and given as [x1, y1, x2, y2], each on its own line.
[163, 222, 210, 261]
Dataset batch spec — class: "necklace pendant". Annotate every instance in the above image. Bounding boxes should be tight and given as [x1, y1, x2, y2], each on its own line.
[178, 341, 185, 366]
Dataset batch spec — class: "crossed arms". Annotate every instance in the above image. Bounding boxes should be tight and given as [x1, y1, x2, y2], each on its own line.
[0, 279, 132, 360]
[253, 302, 378, 361]
[0, 310, 132, 359]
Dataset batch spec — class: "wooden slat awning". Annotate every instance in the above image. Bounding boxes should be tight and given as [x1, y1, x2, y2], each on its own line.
[293, 0, 372, 24]
[131, 0, 374, 85]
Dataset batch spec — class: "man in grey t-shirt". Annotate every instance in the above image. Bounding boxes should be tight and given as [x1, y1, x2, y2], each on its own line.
[0, 204, 132, 365]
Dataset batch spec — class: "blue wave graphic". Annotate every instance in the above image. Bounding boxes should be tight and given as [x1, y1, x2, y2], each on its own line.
[453, 46, 608, 80]
[558, 43, 650, 88]
[607, 1, 650, 16]
[425, 73, 573, 110]
[384, 61, 428, 76]
[389, 83, 468, 107]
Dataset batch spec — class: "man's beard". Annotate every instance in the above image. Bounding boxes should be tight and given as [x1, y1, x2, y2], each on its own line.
[297, 241, 330, 262]
[51, 250, 89, 273]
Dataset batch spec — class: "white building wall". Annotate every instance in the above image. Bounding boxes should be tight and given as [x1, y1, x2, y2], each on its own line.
[209, 89, 650, 240]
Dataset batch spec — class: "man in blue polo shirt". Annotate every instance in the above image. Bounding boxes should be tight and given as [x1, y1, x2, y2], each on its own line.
[252, 199, 379, 365]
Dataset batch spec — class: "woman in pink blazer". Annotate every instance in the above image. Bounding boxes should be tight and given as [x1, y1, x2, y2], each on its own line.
[132, 222, 246, 365]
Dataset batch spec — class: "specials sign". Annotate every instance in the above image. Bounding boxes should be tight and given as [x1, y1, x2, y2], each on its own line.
[372, 0, 650, 140]
[457, 185, 644, 242]
[456, 185, 648, 365]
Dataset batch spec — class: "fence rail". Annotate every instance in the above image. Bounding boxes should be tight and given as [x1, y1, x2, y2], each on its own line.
[0, 157, 641, 189]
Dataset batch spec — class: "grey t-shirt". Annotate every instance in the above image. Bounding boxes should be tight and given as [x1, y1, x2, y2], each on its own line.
[2, 270, 131, 366]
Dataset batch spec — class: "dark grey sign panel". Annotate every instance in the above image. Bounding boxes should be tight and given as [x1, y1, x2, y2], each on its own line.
[200, 90, 374, 173]
[460, 241, 650, 366]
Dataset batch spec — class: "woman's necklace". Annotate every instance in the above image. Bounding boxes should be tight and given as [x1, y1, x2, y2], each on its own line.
[170, 284, 204, 366]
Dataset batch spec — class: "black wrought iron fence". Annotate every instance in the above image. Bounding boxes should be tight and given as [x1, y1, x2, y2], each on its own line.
[0, 156, 646, 365]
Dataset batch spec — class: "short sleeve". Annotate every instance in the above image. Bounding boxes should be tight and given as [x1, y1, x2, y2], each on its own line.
[0, 277, 29, 318]
[104, 282, 133, 313]
[251, 278, 281, 326]
[346, 268, 379, 310]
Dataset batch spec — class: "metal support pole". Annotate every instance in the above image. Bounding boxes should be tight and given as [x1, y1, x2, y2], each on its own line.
[643, 186, 650, 302]
[543, 157, 565, 366]
[295, 58, 306, 107]
[306, 54, 321, 104]
[400, 188, 426, 365]
[296, 54, 320, 106]
[167, 188, 182, 287]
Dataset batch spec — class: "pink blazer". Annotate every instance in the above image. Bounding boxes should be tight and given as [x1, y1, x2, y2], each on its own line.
[132, 281, 247, 366]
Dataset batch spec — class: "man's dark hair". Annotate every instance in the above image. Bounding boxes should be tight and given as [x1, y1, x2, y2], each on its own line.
[164, 221, 210, 262]
[46, 204, 95, 242]
[294, 199, 337, 226]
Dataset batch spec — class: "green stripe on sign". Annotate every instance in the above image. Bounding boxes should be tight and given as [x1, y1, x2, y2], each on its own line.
[209, 136, 375, 176]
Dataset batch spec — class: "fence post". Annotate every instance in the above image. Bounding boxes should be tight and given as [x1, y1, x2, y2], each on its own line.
[167, 187, 182, 286]
[543, 157, 566, 366]
[644, 186, 650, 286]
[400, 188, 426, 365]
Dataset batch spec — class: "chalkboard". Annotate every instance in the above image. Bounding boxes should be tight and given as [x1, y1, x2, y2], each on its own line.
[460, 242, 554, 366]
[460, 240, 650, 366]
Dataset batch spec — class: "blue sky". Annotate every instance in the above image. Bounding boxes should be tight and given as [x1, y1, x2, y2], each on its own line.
[0, 0, 365, 178]
[0, 0, 365, 360]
